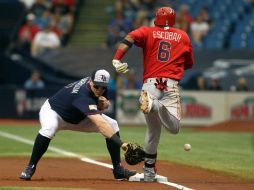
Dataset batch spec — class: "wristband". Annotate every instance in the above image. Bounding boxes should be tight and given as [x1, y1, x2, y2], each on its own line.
[122, 39, 133, 48]
[113, 48, 125, 60]
[109, 133, 124, 147]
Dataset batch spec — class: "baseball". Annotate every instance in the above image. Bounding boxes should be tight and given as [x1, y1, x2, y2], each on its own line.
[184, 143, 191, 151]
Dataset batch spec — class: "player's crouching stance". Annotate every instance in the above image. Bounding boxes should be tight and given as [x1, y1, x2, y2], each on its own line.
[20, 69, 136, 181]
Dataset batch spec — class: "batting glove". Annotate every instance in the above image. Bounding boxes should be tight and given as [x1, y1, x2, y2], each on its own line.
[112, 59, 129, 73]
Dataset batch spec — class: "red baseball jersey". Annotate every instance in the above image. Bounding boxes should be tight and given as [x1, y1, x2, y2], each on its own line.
[128, 26, 194, 81]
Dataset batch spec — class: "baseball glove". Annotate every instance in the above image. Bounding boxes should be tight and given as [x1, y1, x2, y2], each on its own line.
[124, 143, 145, 165]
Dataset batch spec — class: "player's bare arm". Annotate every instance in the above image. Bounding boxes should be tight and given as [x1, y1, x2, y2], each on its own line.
[87, 114, 127, 151]
[118, 35, 134, 52]
[87, 114, 114, 138]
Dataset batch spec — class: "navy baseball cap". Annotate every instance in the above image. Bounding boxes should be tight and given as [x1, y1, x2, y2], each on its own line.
[91, 69, 110, 87]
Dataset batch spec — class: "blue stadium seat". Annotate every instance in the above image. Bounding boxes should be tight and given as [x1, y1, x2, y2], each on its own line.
[247, 34, 254, 48]
[203, 36, 224, 49]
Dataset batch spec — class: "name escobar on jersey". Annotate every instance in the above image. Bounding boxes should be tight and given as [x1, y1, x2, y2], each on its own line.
[153, 31, 181, 42]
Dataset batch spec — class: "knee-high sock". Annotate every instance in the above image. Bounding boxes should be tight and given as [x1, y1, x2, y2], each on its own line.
[144, 153, 157, 168]
[28, 133, 51, 167]
[106, 132, 121, 169]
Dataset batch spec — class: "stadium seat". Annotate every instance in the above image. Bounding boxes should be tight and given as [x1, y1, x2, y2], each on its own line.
[247, 34, 254, 48]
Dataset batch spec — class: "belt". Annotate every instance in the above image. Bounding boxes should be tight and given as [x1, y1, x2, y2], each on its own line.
[144, 78, 178, 86]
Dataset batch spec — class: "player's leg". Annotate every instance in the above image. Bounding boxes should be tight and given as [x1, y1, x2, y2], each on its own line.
[139, 79, 181, 182]
[20, 100, 60, 180]
[62, 114, 136, 180]
[140, 81, 163, 114]
[140, 78, 181, 134]
[143, 111, 162, 182]
[101, 114, 120, 168]
[155, 85, 181, 134]
[101, 114, 136, 180]
[157, 104, 180, 134]
[140, 81, 163, 182]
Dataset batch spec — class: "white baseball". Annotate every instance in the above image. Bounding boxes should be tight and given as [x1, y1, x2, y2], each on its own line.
[184, 144, 191, 151]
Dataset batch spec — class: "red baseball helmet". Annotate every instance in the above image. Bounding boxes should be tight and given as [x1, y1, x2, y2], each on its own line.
[154, 7, 176, 27]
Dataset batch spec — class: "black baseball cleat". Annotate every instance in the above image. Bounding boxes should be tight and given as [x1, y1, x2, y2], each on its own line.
[113, 165, 136, 180]
[20, 165, 36, 180]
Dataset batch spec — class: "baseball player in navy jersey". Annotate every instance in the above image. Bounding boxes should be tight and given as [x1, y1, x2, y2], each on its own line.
[112, 7, 194, 182]
[20, 69, 136, 181]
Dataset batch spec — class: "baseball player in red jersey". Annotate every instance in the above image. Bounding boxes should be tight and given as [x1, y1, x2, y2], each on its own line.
[112, 7, 194, 182]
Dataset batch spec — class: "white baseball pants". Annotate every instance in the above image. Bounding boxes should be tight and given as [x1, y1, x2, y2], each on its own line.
[142, 78, 181, 154]
[39, 100, 119, 139]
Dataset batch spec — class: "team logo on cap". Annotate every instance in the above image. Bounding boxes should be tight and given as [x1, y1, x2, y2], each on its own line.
[94, 70, 109, 83]
[92, 69, 110, 86]
[101, 75, 107, 82]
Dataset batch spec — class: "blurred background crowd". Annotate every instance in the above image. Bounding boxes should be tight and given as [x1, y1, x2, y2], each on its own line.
[17, 0, 76, 56]
[0, 0, 254, 92]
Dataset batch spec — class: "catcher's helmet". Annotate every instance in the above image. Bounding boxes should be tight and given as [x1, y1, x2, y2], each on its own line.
[154, 7, 176, 27]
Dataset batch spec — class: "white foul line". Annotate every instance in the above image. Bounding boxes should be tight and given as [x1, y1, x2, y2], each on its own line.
[0, 131, 112, 169]
[0, 130, 195, 190]
[160, 181, 195, 190]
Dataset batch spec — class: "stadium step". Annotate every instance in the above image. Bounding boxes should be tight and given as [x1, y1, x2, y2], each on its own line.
[69, 0, 115, 48]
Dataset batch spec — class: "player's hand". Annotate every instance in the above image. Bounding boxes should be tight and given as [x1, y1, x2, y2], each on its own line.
[121, 142, 129, 151]
[98, 96, 110, 110]
[112, 59, 129, 73]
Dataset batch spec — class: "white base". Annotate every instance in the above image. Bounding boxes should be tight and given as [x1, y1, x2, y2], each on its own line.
[129, 173, 168, 182]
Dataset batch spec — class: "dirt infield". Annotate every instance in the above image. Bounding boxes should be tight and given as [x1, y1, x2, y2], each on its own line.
[195, 120, 254, 132]
[0, 157, 253, 190]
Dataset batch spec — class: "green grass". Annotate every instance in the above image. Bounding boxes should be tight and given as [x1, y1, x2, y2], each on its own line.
[0, 124, 253, 181]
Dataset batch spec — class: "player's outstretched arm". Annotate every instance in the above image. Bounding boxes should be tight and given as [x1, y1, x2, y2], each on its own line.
[87, 114, 126, 150]
[88, 114, 115, 138]
[112, 35, 134, 73]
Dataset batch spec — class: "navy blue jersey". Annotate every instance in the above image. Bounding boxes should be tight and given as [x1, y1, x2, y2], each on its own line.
[48, 77, 107, 124]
